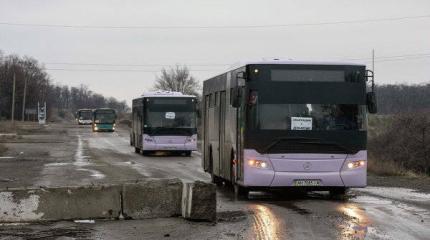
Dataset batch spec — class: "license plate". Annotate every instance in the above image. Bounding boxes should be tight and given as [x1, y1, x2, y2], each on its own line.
[293, 180, 321, 186]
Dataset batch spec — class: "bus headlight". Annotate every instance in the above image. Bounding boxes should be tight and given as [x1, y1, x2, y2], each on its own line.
[347, 160, 366, 169]
[248, 159, 269, 169]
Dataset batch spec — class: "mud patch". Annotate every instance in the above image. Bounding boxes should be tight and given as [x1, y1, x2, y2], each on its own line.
[0, 223, 92, 240]
[269, 201, 311, 215]
[217, 210, 248, 222]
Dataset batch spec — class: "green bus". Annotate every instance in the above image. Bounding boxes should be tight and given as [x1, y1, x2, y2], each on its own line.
[92, 108, 117, 132]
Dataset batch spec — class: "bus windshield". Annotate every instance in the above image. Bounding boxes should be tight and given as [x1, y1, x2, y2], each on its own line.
[94, 111, 116, 124]
[249, 103, 366, 131]
[79, 111, 92, 120]
[144, 98, 196, 134]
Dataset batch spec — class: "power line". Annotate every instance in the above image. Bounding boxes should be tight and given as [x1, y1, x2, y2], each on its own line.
[342, 53, 430, 61]
[45, 68, 221, 72]
[44, 55, 430, 73]
[1, 14, 430, 30]
[42, 53, 430, 69]
[44, 62, 229, 67]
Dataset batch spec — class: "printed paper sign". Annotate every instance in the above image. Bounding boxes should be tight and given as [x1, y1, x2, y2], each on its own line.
[165, 112, 176, 119]
[291, 117, 312, 130]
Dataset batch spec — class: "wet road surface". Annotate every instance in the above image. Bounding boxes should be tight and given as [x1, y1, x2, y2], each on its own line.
[1, 123, 429, 239]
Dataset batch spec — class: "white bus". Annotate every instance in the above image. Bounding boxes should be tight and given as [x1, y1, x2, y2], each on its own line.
[130, 91, 198, 156]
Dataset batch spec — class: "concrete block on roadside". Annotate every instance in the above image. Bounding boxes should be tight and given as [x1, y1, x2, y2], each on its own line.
[0, 185, 122, 222]
[122, 179, 183, 219]
[182, 181, 216, 222]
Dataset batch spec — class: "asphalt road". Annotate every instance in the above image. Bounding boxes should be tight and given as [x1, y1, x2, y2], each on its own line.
[1, 123, 429, 240]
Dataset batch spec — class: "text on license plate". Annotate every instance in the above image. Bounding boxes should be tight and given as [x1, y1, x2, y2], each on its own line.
[293, 180, 321, 186]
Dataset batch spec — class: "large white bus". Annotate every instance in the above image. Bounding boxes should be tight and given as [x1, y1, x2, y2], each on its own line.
[202, 60, 377, 196]
[130, 91, 198, 156]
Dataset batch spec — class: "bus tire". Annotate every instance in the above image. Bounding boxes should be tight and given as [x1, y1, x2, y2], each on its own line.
[234, 184, 249, 199]
[134, 147, 141, 154]
[184, 151, 192, 157]
[329, 187, 348, 199]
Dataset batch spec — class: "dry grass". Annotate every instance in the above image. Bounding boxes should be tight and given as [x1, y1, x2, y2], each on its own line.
[368, 156, 419, 177]
[0, 121, 15, 133]
[0, 121, 44, 134]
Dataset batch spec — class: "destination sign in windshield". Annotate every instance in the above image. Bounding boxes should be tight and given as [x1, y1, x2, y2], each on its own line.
[271, 69, 345, 82]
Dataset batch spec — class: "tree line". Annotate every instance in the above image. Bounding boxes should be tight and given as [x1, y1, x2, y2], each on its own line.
[0, 51, 128, 121]
[376, 84, 430, 114]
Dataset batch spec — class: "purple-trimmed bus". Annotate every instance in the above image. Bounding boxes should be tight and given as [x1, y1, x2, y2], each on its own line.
[202, 60, 377, 196]
[130, 91, 198, 156]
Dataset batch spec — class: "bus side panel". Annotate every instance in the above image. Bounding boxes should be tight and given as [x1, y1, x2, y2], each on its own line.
[219, 91, 228, 180]
[132, 99, 143, 149]
[203, 95, 211, 172]
[223, 72, 234, 182]
[209, 105, 220, 176]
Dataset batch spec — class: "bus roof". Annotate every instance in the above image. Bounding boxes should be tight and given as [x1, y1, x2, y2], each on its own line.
[230, 59, 365, 69]
[140, 91, 196, 98]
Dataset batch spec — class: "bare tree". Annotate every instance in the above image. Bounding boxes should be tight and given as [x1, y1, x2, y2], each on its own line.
[153, 65, 200, 96]
[0, 50, 130, 120]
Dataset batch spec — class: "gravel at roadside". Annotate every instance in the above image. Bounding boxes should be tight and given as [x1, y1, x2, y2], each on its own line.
[367, 174, 430, 193]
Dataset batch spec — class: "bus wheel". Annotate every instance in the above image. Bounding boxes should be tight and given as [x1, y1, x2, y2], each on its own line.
[234, 184, 249, 199]
[184, 151, 192, 157]
[134, 147, 141, 154]
[329, 187, 348, 200]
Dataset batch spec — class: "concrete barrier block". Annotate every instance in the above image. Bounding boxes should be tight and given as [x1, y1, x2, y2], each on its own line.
[0, 185, 121, 222]
[182, 181, 216, 222]
[122, 179, 183, 219]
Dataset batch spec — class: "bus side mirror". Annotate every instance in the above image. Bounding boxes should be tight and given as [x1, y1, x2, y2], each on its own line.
[367, 92, 377, 114]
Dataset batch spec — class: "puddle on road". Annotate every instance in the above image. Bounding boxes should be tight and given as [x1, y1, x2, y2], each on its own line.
[44, 162, 71, 167]
[337, 203, 371, 240]
[74, 135, 105, 180]
[251, 204, 282, 240]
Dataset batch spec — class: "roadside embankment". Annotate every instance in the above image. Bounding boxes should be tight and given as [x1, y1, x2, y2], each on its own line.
[0, 179, 216, 223]
[367, 174, 430, 193]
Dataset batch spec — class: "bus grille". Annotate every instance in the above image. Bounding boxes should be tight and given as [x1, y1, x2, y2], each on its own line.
[267, 140, 350, 154]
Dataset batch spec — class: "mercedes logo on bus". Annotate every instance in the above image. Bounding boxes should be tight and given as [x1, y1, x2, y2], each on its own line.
[303, 162, 312, 171]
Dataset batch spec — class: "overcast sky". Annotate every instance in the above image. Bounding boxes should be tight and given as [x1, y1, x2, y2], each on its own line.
[1, 0, 429, 105]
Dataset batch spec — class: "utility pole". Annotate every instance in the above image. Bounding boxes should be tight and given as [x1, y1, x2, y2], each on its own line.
[11, 72, 16, 123]
[372, 49, 375, 73]
[21, 75, 28, 121]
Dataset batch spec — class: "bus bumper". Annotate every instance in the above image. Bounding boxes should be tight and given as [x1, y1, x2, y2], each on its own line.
[142, 135, 197, 151]
[242, 149, 367, 188]
[93, 124, 115, 131]
[142, 143, 197, 151]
